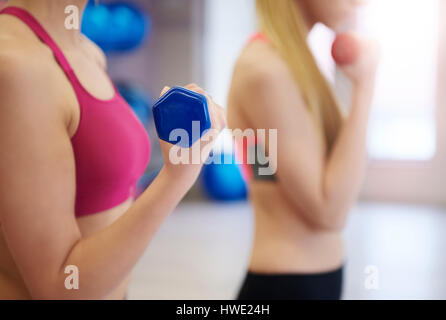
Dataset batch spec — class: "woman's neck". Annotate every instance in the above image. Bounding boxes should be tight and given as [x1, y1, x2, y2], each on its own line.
[295, 0, 316, 37]
[7, 0, 88, 47]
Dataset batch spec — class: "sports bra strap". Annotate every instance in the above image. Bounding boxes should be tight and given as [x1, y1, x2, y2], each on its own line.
[248, 32, 268, 44]
[0, 6, 75, 79]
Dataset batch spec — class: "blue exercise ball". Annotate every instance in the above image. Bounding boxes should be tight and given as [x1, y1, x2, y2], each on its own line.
[202, 153, 247, 201]
[109, 3, 150, 52]
[81, 2, 112, 51]
[81, 1, 151, 53]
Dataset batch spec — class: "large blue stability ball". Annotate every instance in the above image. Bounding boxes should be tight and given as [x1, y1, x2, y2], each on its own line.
[201, 153, 247, 201]
[82, 0, 151, 53]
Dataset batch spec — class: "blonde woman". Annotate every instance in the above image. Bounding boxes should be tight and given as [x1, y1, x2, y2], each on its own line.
[228, 0, 379, 299]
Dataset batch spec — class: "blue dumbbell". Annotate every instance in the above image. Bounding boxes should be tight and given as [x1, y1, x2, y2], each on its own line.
[152, 87, 211, 148]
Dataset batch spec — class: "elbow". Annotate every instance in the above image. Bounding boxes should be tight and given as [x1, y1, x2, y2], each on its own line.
[32, 288, 86, 300]
[31, 288, 63, 301]
[308, 205, 348, 232]
[29, 277, 82, 300]
[308, 193, 350, 232]
[314, 214, 346, 232]
[31, 285, 72, 300]
[30, 279, 106, 300]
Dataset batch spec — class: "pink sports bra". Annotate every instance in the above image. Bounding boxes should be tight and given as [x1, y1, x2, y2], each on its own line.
[0, 7, 151, 217]
[248, 32, 267, 44]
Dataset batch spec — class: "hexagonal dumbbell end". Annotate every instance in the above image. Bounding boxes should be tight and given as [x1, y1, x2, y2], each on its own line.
[152, 87, 211, 148]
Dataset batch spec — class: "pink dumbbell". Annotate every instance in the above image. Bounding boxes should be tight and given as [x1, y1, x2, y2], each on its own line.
[332, 33, 359, 66]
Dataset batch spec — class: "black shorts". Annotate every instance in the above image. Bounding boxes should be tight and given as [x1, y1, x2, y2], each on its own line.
[237, 266, 343, 300]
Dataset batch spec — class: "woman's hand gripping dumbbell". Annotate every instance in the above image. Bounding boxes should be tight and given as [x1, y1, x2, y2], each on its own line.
[152, 84, 226, 182]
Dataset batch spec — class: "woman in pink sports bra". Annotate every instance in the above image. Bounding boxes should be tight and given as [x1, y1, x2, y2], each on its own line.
[0, 0, 225, 299]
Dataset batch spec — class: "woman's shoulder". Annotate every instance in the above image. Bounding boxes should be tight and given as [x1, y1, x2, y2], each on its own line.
[0, 15, 51, 66]
[233, 40, 295, 92]
[0, 38, 68, 123]
[228, 39, 307, 128]
[0, 34, 56, 85]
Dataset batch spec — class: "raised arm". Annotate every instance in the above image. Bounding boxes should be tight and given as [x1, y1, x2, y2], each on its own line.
[0, 55, 225, 299]
[233, 38, 379, 231]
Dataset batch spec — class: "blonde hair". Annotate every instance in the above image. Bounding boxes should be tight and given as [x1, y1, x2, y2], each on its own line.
[256, 0, 343, 152]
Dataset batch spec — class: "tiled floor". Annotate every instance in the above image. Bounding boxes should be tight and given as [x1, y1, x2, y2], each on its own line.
[128, 202, 446, 300]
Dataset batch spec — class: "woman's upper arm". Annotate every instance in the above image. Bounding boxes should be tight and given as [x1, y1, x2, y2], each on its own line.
[0, 59, 81, 298]
[235, 59, 327, 226]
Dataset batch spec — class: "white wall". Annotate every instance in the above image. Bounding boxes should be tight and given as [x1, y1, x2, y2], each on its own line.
[203, 0, 256, 105]
[203, 0, 256, 153]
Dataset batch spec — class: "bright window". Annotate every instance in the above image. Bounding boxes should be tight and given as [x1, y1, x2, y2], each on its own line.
[361, 0, 439, 161]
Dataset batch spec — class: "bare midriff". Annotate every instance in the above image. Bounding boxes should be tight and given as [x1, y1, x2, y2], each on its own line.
[247, 181, 344, 274]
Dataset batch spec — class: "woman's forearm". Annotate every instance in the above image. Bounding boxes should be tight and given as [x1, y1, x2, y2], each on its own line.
[49, 166, 195, 299]
[321, 83, 374, 229]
